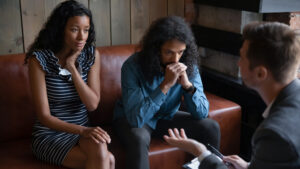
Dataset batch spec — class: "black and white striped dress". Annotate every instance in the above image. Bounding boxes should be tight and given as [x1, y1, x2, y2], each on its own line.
[31, 46, 95, 165]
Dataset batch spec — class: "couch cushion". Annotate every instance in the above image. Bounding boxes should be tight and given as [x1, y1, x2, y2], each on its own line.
[206, 92, 241, 155]
[0, 129, 191, 169]
[0, 139, 65, 169]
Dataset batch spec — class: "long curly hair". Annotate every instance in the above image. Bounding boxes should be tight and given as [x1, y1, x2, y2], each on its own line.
[137, 16, 199, 83]
[25, 0, 95, 63]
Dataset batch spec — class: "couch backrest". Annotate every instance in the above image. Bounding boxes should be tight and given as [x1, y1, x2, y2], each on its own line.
[90, 45, 138, 126]
[0, 45, 137, 142]
[0, 53, 35, 142]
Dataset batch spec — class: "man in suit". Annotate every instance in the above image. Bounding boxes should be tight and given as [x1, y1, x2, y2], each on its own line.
[164, 21, 300, 169]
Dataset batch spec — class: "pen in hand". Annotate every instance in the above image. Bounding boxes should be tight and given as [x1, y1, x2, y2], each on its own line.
[207, 144, 233, 167]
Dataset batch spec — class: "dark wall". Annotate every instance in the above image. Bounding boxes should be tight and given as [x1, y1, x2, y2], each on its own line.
[200, 68, 266, 160]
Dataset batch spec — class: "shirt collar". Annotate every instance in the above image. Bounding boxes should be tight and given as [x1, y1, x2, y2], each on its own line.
[262, 100, 274, 118]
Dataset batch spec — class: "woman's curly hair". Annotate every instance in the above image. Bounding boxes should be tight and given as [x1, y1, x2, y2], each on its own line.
[25, 0, 95, 63]
[137, 16, 199, 83]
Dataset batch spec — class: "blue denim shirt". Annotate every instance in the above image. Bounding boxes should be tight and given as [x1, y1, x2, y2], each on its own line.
[113, 53, 209, 129]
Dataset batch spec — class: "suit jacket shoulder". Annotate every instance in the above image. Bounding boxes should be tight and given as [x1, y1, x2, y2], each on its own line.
[199, 80, 300, 169]
[250, 79, 300, 169]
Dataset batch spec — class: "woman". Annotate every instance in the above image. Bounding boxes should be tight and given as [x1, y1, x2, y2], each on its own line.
[25, 1, 114, 169]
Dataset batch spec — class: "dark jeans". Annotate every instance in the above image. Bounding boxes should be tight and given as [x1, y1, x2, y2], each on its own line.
[113, 111, 220, 169]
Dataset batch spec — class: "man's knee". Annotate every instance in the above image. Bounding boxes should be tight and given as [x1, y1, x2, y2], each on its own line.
[205, 118, 220, 133]
[197, 118, 221, 148]
[129, 127, 151, 147]
[196, 118, 220, 134]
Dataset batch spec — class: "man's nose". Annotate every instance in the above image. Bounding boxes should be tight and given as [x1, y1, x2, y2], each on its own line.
[171, 53, 180, 63]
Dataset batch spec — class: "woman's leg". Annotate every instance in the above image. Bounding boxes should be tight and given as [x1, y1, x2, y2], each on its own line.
[62, 137, 114, 169]
[62, 145, 87, 169]
[109, 152, 115, 169]
[79, 137, 112, 169]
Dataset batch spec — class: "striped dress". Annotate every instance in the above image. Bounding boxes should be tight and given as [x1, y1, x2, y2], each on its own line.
[31, 46, 95, 165]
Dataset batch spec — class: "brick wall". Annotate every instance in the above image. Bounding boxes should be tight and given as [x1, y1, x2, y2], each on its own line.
[290, 12, 300, 29]
[265, 12, 300, 29]
[185, 1, 300, 78]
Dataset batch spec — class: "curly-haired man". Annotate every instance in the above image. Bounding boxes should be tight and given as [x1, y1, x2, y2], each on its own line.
[113, 16, 220, 169]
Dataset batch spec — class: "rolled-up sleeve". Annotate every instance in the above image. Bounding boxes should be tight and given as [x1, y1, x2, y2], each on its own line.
[183, 68, 209, 119]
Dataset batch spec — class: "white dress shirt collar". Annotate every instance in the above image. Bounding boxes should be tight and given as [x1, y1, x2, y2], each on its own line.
[262, 100, 274, 118]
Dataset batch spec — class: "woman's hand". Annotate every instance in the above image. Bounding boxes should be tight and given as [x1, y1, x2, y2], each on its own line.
[65, 50, 81, 72]
[81, 126, 111, 144]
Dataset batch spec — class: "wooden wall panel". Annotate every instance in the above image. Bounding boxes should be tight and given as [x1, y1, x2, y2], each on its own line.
[0, 0, 186, 55]
[131, 0, 150, 44]
[168, 0, 184, 17]
[44, 0, 88, 19]
[150, 0, 167, 24]
[90, 0, 111, 46]
[21, 0, 45, 52]
[77, 0, 89, 8]
[195, 5, 242, 33]
[0, 0, 23, 55]
[111, 0, 131, 45]
[185, 0, 196, 24]
[44, 0, 65, 20]
[22, 0, 89, 52]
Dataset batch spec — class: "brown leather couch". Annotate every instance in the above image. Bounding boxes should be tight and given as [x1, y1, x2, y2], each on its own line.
[0, 44, 241, 169]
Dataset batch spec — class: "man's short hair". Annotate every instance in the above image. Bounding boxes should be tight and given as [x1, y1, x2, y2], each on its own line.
[243, 22, 300, 83]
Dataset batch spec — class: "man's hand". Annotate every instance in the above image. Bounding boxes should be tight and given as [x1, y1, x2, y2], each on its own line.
[163, 128, 207, 157]
[223, 155, 249, 169]
[160, 63, 192, 94]
[177, 70, 193, 90]
[164, 63, 187, 87]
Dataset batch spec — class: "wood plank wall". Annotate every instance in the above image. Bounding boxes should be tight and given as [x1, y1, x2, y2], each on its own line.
[0, 0, 185, 55]
[0, 0, 24, 54]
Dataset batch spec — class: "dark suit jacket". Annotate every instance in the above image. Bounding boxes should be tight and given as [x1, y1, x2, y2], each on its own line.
[200, 79, 300, 169]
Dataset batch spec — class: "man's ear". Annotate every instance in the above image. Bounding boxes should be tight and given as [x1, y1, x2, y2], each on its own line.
[255, 66, 268, 81]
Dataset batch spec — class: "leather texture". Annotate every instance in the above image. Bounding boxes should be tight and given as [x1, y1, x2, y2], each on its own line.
[0, 44, 241, 169]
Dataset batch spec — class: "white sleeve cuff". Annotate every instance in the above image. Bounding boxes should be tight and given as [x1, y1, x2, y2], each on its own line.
[197, 150, 212, 162]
